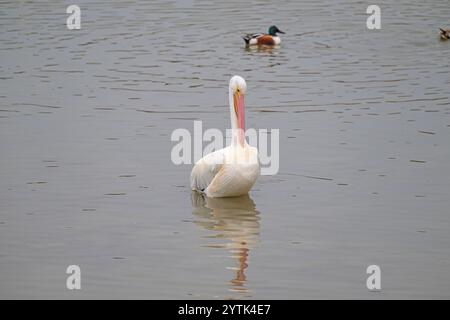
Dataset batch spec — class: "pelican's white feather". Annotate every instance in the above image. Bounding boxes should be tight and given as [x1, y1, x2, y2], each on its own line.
[190, 147, 227, 192]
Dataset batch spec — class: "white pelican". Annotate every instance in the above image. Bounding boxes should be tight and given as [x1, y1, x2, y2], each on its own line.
[190, 76, 260, 198]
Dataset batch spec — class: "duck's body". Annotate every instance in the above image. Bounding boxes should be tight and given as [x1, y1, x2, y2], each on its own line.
[243, 25, 284, 46]
[440, 28, 450, 40]
[190, 76, 260, 198]
[244, 34, 281, 46]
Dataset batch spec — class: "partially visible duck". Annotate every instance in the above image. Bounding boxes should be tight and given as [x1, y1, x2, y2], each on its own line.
[243, 25, 285, 46]
[440, 28, 450, 40]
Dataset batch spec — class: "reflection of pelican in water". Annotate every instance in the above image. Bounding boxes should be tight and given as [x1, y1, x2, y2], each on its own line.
[191, 192, 260, 297]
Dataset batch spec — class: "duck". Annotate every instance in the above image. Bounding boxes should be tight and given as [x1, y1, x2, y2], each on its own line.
[190, 76, 260, 198]
[440, 28, 450, 40]
[243, 25, 285, 46]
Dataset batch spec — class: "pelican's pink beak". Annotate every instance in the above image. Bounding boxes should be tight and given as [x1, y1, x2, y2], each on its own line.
[233, 91, 245, 146]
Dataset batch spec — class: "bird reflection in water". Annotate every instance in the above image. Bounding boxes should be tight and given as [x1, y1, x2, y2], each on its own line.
[244, 44, 278, 55]
[191, 192, 260, 297]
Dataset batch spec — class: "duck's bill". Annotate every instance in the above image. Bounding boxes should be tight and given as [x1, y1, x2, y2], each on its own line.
[278, 30, 285, 34]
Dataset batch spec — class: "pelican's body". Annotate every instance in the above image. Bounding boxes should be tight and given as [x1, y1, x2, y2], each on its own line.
[440, 28, 450, 40]
[190, 76, 260, 198]
[243, 25, 285, 46]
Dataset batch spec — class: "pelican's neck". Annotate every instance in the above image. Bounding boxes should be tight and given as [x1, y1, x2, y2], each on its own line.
[229, 87, 245, 147]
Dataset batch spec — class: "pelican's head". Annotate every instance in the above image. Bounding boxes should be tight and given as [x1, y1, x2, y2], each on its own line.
[229, 75, 247, 146]
[230, 75, 247, 96]
[268, 25, 285, 36]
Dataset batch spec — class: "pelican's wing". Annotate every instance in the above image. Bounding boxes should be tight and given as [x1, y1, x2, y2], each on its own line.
[190, 148, 228, 192]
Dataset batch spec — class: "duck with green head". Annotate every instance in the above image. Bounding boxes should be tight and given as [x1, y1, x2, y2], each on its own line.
[243, 25, 285, 46]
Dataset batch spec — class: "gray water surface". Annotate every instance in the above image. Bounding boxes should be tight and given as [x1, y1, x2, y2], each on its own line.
[1, 0, 450, 299]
